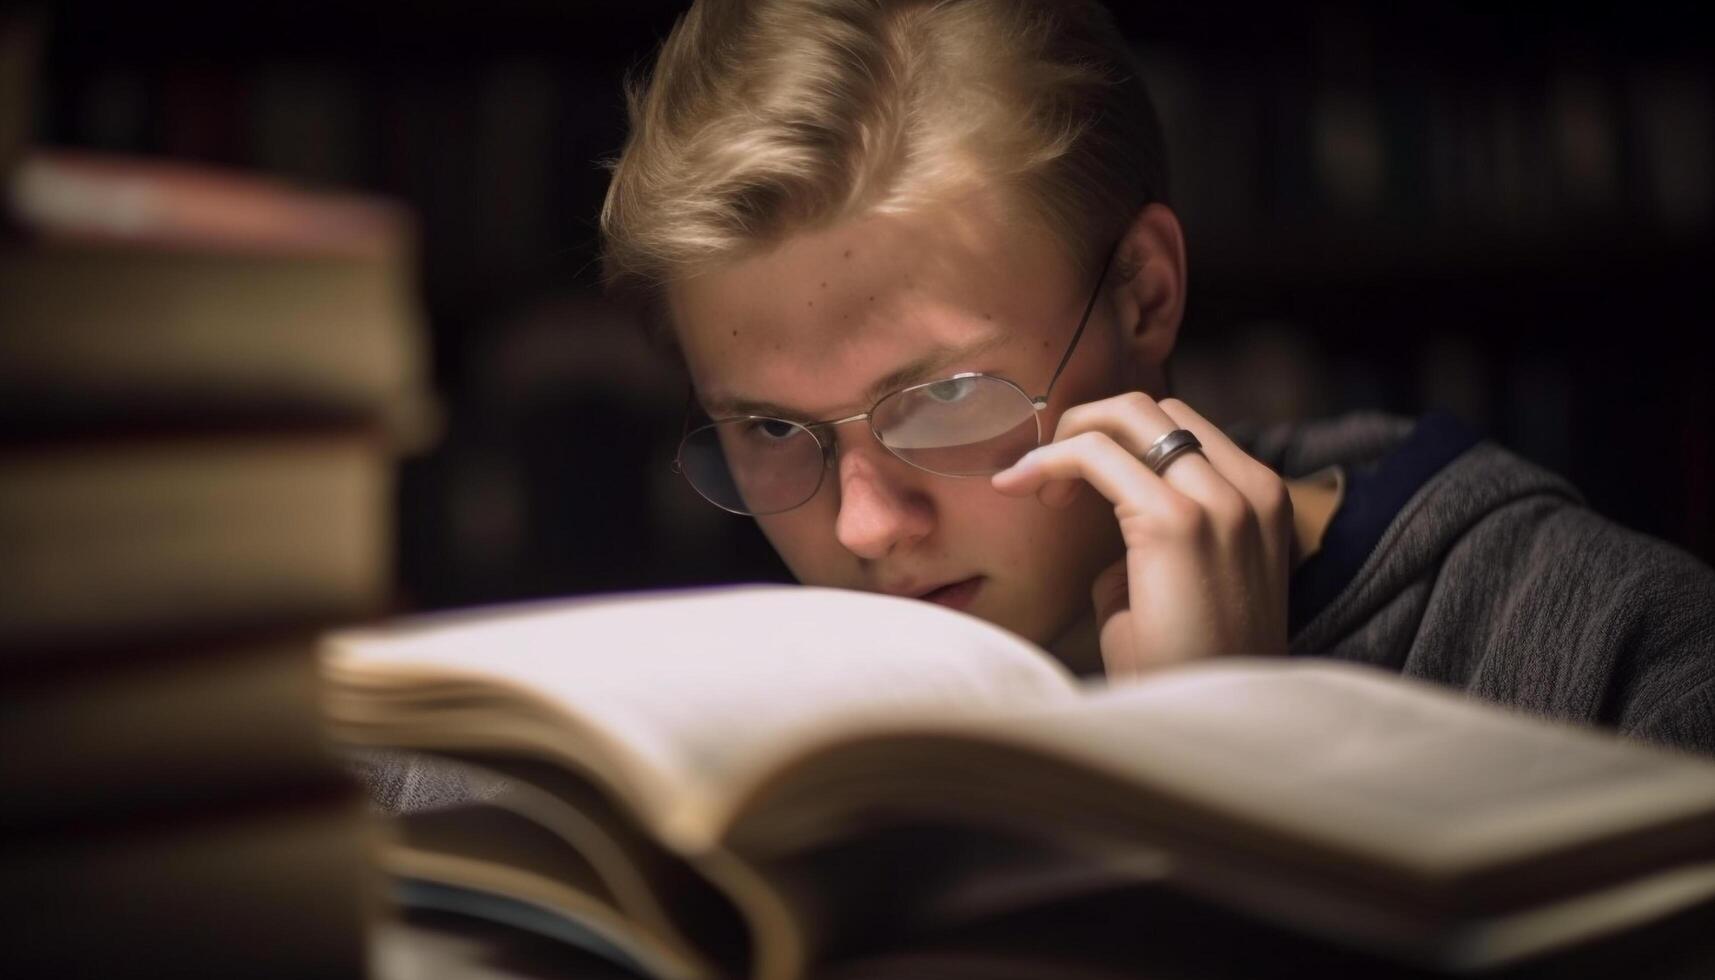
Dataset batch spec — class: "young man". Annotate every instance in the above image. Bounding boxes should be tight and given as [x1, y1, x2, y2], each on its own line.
[362, 0, 1712, 814]
[596, 0, 1715, 753]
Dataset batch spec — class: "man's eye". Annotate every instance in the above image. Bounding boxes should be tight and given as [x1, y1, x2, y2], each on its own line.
[923, 378, 978, 404]
[748, 418, 802, 441]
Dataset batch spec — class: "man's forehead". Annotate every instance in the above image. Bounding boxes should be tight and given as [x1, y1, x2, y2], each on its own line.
[665, 195, 1082, 418]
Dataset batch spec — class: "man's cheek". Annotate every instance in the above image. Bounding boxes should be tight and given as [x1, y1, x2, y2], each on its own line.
[753, 515, 800, 565]
[754, 514, 835, 582]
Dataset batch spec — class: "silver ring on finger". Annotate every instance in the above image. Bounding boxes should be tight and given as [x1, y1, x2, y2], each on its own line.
[1141, 428, 1203, 477]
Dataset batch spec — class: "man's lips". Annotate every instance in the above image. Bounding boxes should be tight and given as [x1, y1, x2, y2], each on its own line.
[910, 577, 983, 611]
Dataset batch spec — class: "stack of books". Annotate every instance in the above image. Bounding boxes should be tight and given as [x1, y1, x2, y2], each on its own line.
[0, 145, 433, 976]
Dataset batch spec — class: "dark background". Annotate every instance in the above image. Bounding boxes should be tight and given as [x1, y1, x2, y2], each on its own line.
[30, 0, 1714, 612]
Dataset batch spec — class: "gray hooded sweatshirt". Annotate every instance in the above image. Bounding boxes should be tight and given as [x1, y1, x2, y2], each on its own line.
[1237, 410, 1715, 755]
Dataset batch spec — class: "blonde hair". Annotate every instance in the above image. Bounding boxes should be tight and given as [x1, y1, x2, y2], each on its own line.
[600, 0, 1167, 299]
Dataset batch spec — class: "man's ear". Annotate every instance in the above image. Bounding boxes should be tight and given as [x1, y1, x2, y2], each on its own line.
[1108, 203, 1187, 387]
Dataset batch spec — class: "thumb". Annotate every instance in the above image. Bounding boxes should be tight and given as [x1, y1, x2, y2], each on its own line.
[1091, 558, 1130, 627]
[1092, 559, 1144, 679]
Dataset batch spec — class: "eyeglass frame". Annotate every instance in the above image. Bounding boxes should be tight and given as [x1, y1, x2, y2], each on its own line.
[673, 240, 1120, 516]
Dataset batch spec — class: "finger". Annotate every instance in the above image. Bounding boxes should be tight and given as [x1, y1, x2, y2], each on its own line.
[1001, 394, 1152, 511]
[1049, 393, 1250, 535]
[1157, 399, 1293, 576]
[1090, 557, 1129, 626]
[1052, 391, 1176, 457]
[1089, 559, 1142, 676]
[992, 431, 1190, 527]
[1154, 398, 1271, 490]
[985, 468, 1081, 510]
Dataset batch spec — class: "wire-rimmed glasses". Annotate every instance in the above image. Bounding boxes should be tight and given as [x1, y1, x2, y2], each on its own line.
[675, 247, 1115, 516]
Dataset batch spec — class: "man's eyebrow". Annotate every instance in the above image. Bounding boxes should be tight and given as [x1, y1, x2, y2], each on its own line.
[703, 332, 1012, 421]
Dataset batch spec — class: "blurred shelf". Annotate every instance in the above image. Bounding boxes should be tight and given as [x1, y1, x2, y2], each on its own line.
[1191, 221, 1711, 289]
[39, 1, 1715, 61]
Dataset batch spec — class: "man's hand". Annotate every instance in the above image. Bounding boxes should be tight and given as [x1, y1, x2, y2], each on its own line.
[991, 393, 1292, 677]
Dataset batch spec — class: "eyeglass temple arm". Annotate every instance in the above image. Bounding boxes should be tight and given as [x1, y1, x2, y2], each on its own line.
[1035, 240, 1120, 409]
[671, 382, 697, 474]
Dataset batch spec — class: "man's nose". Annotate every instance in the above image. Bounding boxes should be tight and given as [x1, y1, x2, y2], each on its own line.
[830, 434, 934, 561]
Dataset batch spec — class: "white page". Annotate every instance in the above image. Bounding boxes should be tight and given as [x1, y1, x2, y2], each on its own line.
[326, 586, 1077, 837]
[995, 659, 1715, 877]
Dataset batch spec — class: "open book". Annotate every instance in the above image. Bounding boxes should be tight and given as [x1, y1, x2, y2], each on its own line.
[322, 586, 1715, 980]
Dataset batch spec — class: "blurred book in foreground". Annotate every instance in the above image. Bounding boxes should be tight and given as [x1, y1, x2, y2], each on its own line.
[0, 430, 389, 650]
[0, 147, 435, 444]
[324, 586, 1715, 980]
[1, 148, 431, 977]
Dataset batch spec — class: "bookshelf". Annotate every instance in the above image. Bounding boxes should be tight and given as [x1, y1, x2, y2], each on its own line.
[29, 0, 1714, 602]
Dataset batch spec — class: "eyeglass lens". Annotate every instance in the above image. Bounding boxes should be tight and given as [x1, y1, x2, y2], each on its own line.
[678, 375, 1040, 515]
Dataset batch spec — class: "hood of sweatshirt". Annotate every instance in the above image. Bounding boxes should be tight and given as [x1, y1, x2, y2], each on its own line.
[1232, 409, 1715, 755]
[1231, 411, 1585, 655]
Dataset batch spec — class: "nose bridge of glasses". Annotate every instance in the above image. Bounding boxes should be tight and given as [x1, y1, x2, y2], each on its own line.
[807, 410, 880, 463]
[830, 429, 929, 515]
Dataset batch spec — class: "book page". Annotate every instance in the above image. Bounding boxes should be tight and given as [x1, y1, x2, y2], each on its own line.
[325, 586, 1077, 839]
[994, 659, 1715, 877]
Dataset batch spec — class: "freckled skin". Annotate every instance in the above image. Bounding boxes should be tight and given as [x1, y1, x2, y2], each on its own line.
[668, 191, 1131, 653]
